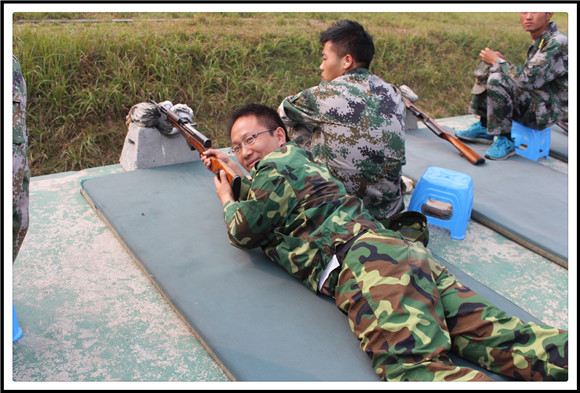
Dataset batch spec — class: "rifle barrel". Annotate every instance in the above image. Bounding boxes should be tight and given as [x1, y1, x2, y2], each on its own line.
[149, 95, 242, 200]
[178, 122, 212, 150]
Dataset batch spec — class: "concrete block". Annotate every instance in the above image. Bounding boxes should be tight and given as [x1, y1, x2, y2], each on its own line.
[405, 110, 418, 130]
[120, 123, 200, 171]
[400, 85, 420, 131]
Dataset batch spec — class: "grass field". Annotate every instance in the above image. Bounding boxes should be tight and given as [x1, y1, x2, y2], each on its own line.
[12, 12, 568, 176]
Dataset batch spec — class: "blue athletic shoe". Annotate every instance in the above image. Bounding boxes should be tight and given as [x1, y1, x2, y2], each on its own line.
[455, 121, 494, 144]
[484, 135, 516, 160]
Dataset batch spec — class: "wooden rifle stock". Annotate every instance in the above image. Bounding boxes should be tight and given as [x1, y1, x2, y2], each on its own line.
[404, 98, 485, 165]
[150, 95, 241, 200]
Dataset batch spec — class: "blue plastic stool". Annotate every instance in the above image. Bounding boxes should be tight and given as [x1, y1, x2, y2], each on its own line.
[511, 121, 551, 161]
[408, 167, 473, 240]
[13, 303, 23, 342]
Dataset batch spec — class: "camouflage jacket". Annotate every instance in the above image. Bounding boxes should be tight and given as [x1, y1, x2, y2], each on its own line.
[222, 142, 382, 293]
[13, 55, 27, 146]
[492, 22, 568, 126]
[13, 55, 30, 260]
[278, 68, 406, 221]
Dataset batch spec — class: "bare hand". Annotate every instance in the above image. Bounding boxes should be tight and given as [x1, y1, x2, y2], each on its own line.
[201, 148, 228, 169]
[479, 47, 504, 65]
[201, 148, 244, 177]
[214, 170, 235, 205]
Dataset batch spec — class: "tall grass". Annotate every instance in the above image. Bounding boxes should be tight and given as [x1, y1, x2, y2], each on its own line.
[12, 12, 568, 176]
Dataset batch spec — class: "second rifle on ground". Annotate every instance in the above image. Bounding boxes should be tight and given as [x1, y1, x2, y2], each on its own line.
[401, 85, 486, 166]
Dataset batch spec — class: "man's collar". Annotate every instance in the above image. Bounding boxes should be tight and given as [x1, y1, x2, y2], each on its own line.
[545, 21, 558, 36]
[345, 67, 370, 76]
[534, 22, 558, 49]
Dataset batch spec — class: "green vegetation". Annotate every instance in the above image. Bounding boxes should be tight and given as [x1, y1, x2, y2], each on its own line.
[12, 12, 568, 176]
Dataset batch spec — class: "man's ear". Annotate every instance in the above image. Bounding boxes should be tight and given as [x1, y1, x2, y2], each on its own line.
[275, 127, 287, 146]
[343, 54, 354, 70]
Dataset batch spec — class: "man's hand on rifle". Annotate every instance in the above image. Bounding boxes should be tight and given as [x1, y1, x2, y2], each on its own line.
[201, 148, 245, 178]
[213, 170, 235, 205]
[201, 148, 245, 205]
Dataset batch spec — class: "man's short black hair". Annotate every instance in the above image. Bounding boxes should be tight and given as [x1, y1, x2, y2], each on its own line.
[227, 103, 289, 142]
[319, 19, 375, 68]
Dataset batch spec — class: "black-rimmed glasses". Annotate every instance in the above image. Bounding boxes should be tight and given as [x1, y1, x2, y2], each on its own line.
[229, 128, 276, 155]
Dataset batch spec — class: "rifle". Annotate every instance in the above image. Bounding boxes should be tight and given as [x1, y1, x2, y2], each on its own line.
[150, 94, 241, 200]
[401, 87, 485, 166]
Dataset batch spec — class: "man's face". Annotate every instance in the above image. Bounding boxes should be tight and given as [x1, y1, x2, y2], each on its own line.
[520, 12, 553, 38]
[319, 41, 346, 82]
[231, 114, 286, 172]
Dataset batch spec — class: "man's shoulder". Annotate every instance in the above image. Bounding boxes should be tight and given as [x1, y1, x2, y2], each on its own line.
[543, 28, 568, 57]
[324, 70, 395, 95]
[547, 22, 567, 43]
[254, 143, 327, 187]
[13, 56, 26, 100]
[311, 78, 362, 101]
[259, 143, 311, 168]
[552, 29, 568, 45]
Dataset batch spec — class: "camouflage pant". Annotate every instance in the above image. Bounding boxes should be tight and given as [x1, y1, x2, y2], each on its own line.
[13, 141, 30, 261]
[331, 230, 568, 381]
[469, 72, 552, 136]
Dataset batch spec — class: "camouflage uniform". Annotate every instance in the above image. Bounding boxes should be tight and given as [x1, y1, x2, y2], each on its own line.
[279, 67, 406, 221]
[221, 142, 568, 381]
[13, 55, 29, 262]
[469, 22, 568, 135]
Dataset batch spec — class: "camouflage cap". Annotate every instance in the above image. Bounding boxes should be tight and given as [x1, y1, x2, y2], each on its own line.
[471, 62, 491, 95]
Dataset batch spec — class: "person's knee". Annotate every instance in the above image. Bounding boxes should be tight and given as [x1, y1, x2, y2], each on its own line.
[486, 72, 508, 89]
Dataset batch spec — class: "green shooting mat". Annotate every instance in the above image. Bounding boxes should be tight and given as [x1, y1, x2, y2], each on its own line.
[403, 117, 568, 268]
[547, 122, 569, 162]
[81, 160, 544, 381]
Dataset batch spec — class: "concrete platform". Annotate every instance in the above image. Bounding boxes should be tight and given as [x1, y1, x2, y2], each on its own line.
[7, 117, 574, 387]
[8, 166, 229, 386]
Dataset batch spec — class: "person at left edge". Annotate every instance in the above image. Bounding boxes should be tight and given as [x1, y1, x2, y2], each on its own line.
[13, 55, 30, 262]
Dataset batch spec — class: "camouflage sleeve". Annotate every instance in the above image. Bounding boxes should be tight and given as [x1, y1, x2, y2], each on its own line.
[287, 124, 314, 150]
[238, 176, 252, 201]
[279, 89, 323, 148]
[492, 36, 567, 91]
[280, 87, 325, 127]
[222, 166, 296, 250]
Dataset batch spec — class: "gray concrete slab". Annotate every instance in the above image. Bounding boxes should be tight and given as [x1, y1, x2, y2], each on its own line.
[10, 166, 229, 384]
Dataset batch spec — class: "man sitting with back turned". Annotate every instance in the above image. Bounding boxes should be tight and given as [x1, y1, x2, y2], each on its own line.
[455, 12, 567, 160]
[278, 19, 406, 222]
[201, 103, 567, 382]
